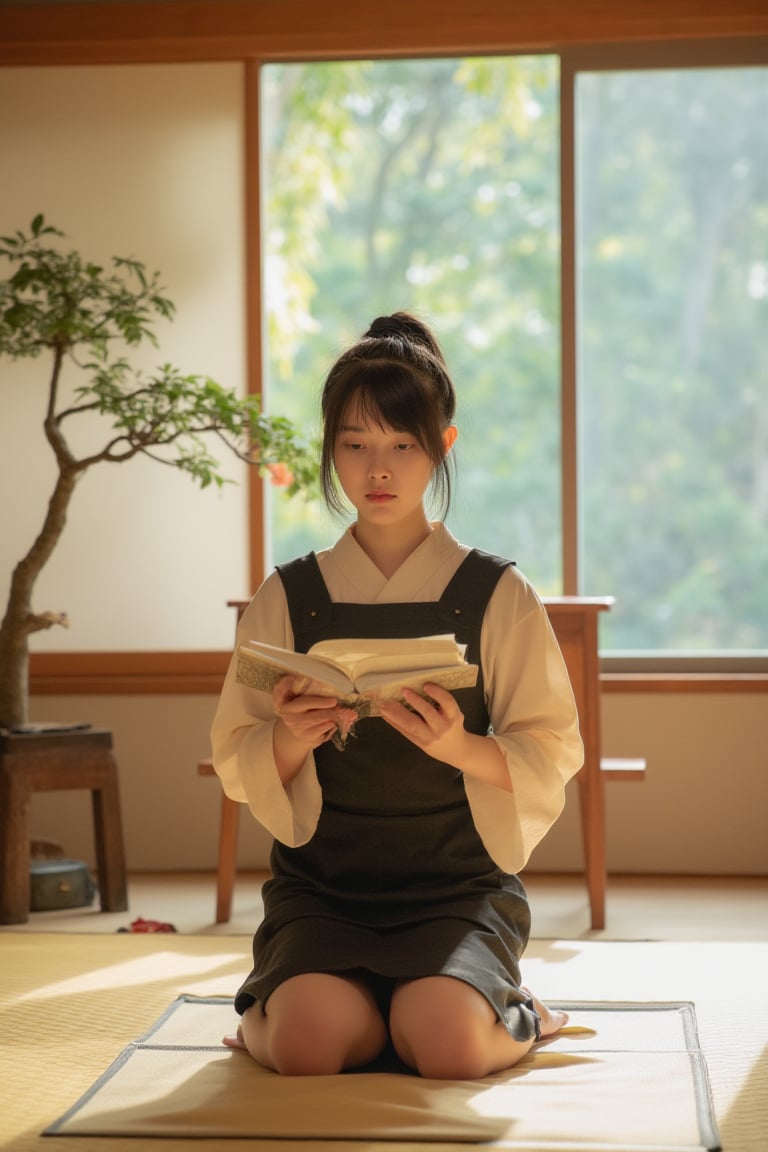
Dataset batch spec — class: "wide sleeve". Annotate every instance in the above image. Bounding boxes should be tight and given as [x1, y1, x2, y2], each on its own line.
[209, 572, 322, 846]
[463, 567, 584, 873]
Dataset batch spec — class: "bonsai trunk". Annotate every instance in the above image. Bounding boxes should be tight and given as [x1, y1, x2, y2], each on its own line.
[0, 607, 32, 729]
[0, 467, 76, 729]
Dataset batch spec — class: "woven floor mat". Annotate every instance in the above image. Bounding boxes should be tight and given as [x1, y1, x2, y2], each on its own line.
[46, 994, 719, 1150]
[3, 935, 766, 1151]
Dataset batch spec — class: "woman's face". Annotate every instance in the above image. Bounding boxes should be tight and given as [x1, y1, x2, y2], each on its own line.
[332, 398, 436, 531]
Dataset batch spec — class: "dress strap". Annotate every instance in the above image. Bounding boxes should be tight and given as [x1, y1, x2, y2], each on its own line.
[437, 549, 515, 638]
[277, 546, 514, 649]
[276, 553, 333, 637]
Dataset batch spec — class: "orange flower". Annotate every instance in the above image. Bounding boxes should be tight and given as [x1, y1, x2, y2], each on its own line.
[266, 462, 294, 487]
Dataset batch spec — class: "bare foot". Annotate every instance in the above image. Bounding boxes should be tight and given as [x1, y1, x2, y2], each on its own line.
[223, 1025, 247, 1050]
[523, 987, 569, 1037]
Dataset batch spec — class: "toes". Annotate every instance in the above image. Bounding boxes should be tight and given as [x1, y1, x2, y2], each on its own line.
[539, 1008, 569, 1037]
[222, 1025, 247, 1050]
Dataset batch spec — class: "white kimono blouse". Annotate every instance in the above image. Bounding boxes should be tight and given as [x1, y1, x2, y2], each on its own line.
[210, 522, 584, 875]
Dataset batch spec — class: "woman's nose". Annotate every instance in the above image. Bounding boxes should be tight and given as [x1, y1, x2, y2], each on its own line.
[368, 453, 391, 479]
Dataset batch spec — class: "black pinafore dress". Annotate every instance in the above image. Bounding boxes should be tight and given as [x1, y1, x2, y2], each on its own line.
[235, 548, 539, 1042]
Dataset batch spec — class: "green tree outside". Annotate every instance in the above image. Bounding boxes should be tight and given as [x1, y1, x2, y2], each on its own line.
[260, 57, 768, 654]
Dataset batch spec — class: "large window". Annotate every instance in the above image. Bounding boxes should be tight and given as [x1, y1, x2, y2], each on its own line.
[263, 50, 767, 663]
[2, 30, 764, 672]
[262, 57, 561, 593]
[576, 64, 768, 656]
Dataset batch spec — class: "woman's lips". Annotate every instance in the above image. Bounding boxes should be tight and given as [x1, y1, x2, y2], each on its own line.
[366, 492, 395, 502]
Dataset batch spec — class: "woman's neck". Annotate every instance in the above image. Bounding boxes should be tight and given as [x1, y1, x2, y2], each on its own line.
[352, 516, 433, 578]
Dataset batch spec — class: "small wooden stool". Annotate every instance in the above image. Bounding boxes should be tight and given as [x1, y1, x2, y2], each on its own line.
[198, 758, 239, 923]
[0, 727, 128, 924]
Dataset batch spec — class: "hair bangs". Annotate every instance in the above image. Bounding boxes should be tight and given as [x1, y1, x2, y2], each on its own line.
[346, 361, 434, 445]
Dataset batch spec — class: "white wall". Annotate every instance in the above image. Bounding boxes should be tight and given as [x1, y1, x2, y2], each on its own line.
[0, 63, 248, 652]
[26, 692, 768, 877]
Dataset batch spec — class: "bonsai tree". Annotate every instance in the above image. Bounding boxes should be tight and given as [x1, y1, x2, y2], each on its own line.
[0, 215, 318, 730]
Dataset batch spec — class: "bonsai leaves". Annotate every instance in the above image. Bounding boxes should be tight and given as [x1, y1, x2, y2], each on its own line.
[0, 215, 174, 360]
[0, 215, 319, 495]
[0, 215, 319, 726]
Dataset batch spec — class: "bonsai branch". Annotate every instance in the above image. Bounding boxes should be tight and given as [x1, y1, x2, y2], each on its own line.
[26, 610, 70, 636]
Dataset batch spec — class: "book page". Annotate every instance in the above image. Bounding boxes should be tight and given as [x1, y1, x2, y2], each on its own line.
[236, 642, 355, 695]
[356, 662, 478, 695]
[307, 634, 468, 680]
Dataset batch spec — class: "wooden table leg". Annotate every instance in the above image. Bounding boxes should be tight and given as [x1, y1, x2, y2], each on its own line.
[0, 759, 31, 924]
[577, 765, 606, 930]
[91, 758, 128, 913]
[216, 793, 239, 924]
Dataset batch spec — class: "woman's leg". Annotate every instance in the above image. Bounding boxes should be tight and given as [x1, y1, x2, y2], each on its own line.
[389, 976, 567, 1080]
[224, 972, 388, 1075]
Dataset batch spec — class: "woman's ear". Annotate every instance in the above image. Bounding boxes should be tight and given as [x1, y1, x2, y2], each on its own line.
[442, 425, 458, 453]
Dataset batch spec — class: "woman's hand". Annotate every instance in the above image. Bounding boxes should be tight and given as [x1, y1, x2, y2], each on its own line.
[272, 675, 339, 750]
[377, 683, 469, 764]
[378, 683, 512, 790]
[271, 675, 344, 785]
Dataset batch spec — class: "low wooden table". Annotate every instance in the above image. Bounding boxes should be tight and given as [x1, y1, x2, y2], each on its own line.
[0, 727, 128, 924]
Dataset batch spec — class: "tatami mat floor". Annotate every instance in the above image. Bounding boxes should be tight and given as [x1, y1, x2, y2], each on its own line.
[4, 870, 767, 940]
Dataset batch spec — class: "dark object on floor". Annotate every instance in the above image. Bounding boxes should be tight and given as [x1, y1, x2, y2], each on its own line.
[117, 917, 177, 934]
[30, 858, 96, 911]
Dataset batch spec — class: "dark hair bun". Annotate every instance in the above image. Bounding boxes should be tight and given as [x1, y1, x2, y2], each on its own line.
[365, 314, 403, 339]
[365, 312, 445, 362]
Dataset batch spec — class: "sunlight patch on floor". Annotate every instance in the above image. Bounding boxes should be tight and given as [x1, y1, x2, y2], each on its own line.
[18, 950, 245, 1002]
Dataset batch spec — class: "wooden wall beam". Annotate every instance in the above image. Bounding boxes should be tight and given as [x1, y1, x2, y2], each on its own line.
[2, 0, 767, 67]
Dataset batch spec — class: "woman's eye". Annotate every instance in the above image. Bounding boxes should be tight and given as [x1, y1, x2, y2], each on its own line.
[396, 442, 415, 451]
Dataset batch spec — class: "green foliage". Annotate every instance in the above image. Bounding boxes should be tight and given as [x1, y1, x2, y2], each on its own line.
[0, 214, 320, 725]
[261, 57, 767, 652]
[577, 67, 768, 650]
[0, 216, 319, 497]
[263, 56, 561, 582]
[0, 214, 174, 358]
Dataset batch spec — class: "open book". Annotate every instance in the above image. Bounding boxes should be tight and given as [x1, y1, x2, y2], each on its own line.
[235, 634, 477, 744]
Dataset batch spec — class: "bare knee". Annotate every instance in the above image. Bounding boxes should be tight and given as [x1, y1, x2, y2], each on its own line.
[268, 1014, 344, 1076]
[241, 974, 387, 1076]
[390, 976, 534, 1080]
[426, 1028, 533, 1079]
[409, 1026, 491, 1079]
[399, 1016, 523, 1080]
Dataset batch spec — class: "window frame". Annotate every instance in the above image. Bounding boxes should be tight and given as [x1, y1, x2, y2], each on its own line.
[1, 1, 766, 695]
